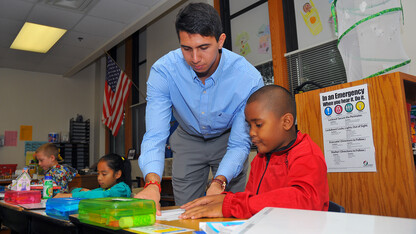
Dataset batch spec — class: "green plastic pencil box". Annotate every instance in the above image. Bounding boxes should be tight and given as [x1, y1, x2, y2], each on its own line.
[78, 197, 156, 230]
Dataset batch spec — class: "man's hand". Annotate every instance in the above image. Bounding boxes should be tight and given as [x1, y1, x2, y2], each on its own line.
[135, 185, 161, 215]
[179, 194, 226, 219]
[134, 173, 162, 216]
[206, 175, 227, 196]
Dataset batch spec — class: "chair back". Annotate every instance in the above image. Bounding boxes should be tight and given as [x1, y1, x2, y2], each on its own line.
[328, 201, 345, 213]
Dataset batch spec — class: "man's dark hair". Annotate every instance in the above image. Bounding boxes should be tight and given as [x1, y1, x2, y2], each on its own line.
[247, 85, 297, 122]
[175, 2, 223, 41]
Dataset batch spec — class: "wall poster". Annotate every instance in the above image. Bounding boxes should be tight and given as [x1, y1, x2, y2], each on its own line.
[320, 84, 376, 172]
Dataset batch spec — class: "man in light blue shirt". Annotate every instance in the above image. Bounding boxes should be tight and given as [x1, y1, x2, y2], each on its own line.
[135, 2, 264, 214]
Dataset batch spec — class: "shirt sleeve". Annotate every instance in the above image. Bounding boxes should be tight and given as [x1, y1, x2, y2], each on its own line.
[139, 65, 173, 179]
[72, 183, 131, 198]
[222, 153, 329, 218]
[71, 188, 82, 193]
[215, 77, 264, 182]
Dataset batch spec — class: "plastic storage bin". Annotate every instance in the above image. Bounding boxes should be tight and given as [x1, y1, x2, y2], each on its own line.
[78, 197, 156, 230]
[46, 197, 85, 220]
[4, 190, 41, 204]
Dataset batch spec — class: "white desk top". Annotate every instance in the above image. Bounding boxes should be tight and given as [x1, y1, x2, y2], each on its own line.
[235, 207, 416, 234]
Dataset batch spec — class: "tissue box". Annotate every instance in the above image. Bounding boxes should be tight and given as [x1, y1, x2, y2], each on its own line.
[46, 197, 84, 220]
[78, 197, 156, 230]
[4, 190, 41, 204]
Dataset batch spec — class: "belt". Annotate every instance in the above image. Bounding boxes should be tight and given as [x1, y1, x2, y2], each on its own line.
[181, 126, 231, 141]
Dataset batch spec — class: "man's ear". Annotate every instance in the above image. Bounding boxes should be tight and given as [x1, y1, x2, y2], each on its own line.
[218, 33, 226, 49]
[282, 113, 295, 130]
[115, 170, 122, 180]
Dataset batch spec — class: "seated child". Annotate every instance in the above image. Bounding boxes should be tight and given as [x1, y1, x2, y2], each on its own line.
[54, 153, 131, 198]
[179, 85, 329, 219]
[35, 143, 77, 193]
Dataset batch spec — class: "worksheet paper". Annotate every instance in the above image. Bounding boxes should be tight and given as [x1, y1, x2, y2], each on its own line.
[156, 208, 185, 221]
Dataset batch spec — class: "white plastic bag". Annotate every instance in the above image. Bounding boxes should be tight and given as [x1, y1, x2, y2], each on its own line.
[332, 0, 410, 82]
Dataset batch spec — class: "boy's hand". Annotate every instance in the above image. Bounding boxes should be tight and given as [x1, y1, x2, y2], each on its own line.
[179, 196, 225, 219]
[134, 186, 161, 216]
[54, 193, 72, 198]
[80, 188, 90, 192]
[180, 194, 226, 210]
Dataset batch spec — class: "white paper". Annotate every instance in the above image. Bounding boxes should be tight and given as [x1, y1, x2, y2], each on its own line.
[156, 208, 185, 221]
[320, 84, 376, 172]
[200, 220, 246, 234]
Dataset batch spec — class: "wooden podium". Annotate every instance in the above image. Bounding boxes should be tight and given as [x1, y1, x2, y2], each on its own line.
[295, 72, 416, 218]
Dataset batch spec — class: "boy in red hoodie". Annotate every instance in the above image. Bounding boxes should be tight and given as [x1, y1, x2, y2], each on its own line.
[179, 85, 329, 219]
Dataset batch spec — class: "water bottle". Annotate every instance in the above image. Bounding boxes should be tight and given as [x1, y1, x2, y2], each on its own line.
[43, 176, 53, 199]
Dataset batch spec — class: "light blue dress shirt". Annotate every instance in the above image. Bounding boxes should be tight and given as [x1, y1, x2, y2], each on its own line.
[139, 48, 264, 183]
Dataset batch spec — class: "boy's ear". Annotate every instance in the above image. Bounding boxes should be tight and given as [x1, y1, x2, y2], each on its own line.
[282, 113, 295, 130]
[115, 170, 122, 180]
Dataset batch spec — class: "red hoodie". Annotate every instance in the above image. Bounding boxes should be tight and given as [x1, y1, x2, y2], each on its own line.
[222, 131, 329, 218]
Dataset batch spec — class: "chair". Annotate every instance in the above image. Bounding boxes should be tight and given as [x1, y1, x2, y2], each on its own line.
[328, 201, 345, 213]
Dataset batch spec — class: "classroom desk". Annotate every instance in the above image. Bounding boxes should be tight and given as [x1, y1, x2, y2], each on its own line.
[23, 209, 77, 234]
[0, 200, 76, 234]
[235, 207, 416, 234]
[69, 206, 238, 234]
[0, 201, 29, 234]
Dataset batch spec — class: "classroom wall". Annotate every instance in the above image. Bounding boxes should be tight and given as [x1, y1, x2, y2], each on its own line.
[0, 63, 106, 169]
[401, 0, 416, 76]
[146, 0, 213, 75]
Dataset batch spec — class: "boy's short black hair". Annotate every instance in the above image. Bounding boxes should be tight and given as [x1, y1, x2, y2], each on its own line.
[175, 2, 223, 41]
[247, 85, 297, 121]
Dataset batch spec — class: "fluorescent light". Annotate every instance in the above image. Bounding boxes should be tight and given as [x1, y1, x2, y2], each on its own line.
[10, 22, 67, 53]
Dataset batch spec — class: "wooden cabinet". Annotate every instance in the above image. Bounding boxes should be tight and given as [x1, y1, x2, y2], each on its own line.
[295, 72, 416, 218]
[68, 174, 99, 190]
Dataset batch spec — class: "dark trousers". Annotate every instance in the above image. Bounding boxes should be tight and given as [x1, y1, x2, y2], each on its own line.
[169, 126, 248, 206]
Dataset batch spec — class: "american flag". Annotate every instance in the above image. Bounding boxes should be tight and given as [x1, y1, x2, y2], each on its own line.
[102, 55, 132, 136]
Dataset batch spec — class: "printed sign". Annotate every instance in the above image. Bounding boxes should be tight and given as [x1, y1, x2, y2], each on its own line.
[320, 84, 376, 172]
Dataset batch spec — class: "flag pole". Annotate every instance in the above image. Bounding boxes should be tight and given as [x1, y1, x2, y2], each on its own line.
[104, 51, 146, 100]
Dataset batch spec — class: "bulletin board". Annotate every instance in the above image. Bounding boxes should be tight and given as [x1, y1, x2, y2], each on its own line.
[230, 2, 272, 66]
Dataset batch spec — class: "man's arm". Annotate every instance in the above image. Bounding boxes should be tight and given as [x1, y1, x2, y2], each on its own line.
[208, 78, 264, 193]
[135, 173, 162, 215]
[135, 66, 172, 216]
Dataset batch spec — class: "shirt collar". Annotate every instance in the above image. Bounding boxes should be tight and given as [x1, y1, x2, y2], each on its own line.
[189, 48, 225, 85]
[266, 131, 299, 157]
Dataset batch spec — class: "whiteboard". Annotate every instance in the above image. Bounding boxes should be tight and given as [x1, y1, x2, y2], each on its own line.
[230, 2, 272, 66]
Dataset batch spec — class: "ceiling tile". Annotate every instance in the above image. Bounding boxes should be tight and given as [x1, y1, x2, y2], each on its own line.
[88, 0, 148, 24]
[0, 18, 23, 48]
[2, 49, 45, 69]
[48, 42, 94, 61]
[125, 0, 163, 7]
[27, 4, 84, 29]
[59, 31, 106, 49]
[0, 0, 34, 21]
[74, 15, 126, 37]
